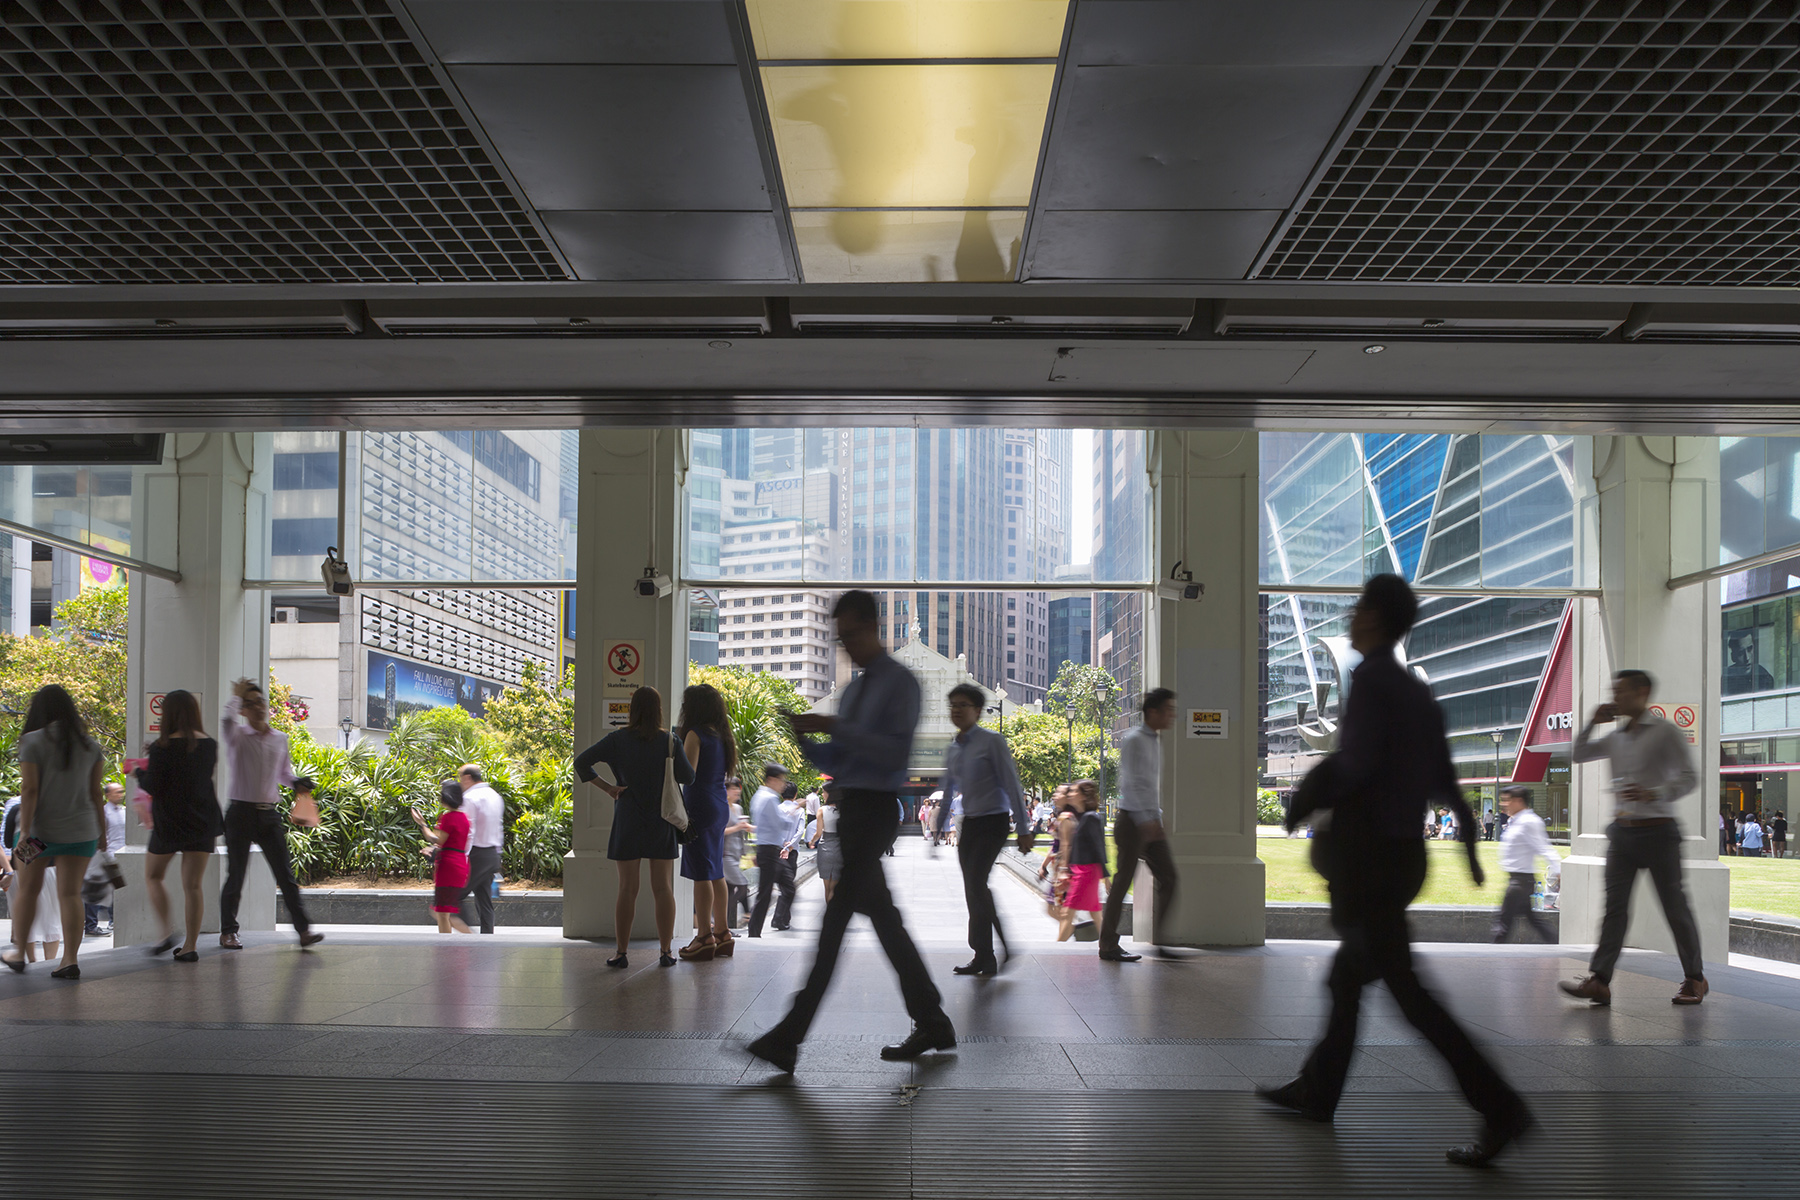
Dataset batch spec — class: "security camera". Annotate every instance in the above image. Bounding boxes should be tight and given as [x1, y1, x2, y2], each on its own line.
[1157, 563, 1203, 603]
[635, 568, 673, 599]
[320, 546, 353, 597]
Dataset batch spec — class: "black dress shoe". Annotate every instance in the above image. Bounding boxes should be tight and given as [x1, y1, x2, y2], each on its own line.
[1447, 1110, 1535, 1167]
[1255, 1080, 1333, 1124]
[952, 958, 999, 976]
[880, 1020, 957, 1061]
[1098, 948, 1142, 962]
[746, 1033, 798, 1074]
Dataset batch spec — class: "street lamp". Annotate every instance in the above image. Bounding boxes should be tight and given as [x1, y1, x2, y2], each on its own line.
[988, 686, 1008, 735]
[1490, 728, 1505, 834]
[1094, 680, 1111, 809]
[1064, 701, 1077, 783]
[340, 715, 355, 750]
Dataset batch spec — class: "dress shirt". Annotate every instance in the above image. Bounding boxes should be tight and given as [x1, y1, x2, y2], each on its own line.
[1497, 807, 1560, 879]
[1115, 725, 1163, 822]
[1572, 709, 1696, 821]
[220, 699, 297, 804]
[462, 782, 505, 849]
[751, 785, 792, 847]
[1742, 819, 1765, 850]
[942, 726, 1029, 835]
[780, 799, 807, 851]
[1326, 647, 1467, 843]
[103, 803, 126, 853]
[801, 650, 920, 793]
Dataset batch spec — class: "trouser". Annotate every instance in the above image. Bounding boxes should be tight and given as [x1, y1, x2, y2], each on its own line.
[457, 845, 502, 934]
[749, 844, 796, 936]
[1590, 820, 1705, 984]
[1299, 838, 1524, 1122]
[768, 789, 944, 1043]
[220, 801, 311, 935]
[1492, 872, 1556, 943]
[727, 883, 749, 927]
[1719, 827, 1731, 855]
[1742, 846, 1763, 857]
[957, 812, 1011, 964]
[1100, 811, 1178, 951]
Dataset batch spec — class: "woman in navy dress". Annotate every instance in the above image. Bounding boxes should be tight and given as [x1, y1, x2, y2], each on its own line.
[675, 683, 737, 962]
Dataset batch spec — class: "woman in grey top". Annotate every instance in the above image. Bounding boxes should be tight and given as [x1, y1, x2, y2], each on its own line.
[3, 685, 105, 979]
[721, 778, 752, 929]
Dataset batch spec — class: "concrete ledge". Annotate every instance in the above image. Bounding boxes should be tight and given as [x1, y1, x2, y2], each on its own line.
[1729, 910, 1800, 964]
[279, 890, 564, 927]
[1266, 902, 1560, 943]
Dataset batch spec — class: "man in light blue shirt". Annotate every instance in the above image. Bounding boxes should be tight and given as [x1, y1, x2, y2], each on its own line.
[748, 764, 796, 937]
[748, 590, 953, 1075]
[1099, 687, 1181, 962]
[940, 683, 1033, 976]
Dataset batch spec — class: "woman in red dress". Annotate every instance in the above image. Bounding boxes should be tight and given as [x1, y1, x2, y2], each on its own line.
[413, 779, 472, 934]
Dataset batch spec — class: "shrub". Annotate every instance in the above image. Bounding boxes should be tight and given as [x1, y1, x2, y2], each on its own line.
[1256, 788, 1286, 826]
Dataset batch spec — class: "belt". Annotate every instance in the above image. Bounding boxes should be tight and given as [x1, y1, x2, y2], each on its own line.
[1616, 816, 1675, 828]
[230, 800, 277, 810]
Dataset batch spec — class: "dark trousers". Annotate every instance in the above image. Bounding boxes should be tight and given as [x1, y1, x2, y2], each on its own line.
[957, 812, 1011, 965]
[1100, 810, 1178, 951]
[457, 845, 502, 934]
[1492, 872, 1555, 943]
[727, 882, 749, 927]
[220, 801, 311, 935]
[749, 844, 796, 936]
[1591, 820, 1705, 983]
[1299, 838, 1523, 1122]
[769, 789, 944, 1043]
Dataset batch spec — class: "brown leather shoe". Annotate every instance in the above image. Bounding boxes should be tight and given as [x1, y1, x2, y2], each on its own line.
[218, 932, 242, 950]
[1558, 974, 1611, 1005]
[298, 931, 325, 948]
[1672, 976, 1708, 1005]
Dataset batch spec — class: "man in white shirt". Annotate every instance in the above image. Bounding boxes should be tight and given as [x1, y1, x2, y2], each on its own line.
[455, 764, 505, 934]
[1560, 668, 1707, 1007]
[1491, 786, 1559, 943]
[748, 765, 796, 937]
[1099, 687, 1181, 962]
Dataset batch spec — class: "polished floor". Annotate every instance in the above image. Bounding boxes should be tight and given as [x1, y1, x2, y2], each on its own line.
[2, 838, 1796, 1197]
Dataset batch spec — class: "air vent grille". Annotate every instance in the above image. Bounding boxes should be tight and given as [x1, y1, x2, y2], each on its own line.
[1261, 0, 1800, 286]
[0, 0, 566, 283]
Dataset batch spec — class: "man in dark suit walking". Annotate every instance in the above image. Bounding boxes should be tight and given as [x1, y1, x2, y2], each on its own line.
[1259, 574, 1532, 1168]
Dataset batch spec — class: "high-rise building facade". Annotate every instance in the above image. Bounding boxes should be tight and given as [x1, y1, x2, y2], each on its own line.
[1048, 594, 1092, 674]
[1091, 431, 1149, 725]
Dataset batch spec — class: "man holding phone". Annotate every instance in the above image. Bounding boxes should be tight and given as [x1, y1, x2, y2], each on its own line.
[747, 590, 953, 1074]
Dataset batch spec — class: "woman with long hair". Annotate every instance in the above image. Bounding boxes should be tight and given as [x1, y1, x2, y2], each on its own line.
[574, 686, 693, 968]
[136, 689, 226, 961]
[412, 779, 473, 934]
[673, 683, 737, 962]
[1062, 780, 1108, 943]
[3, 685, 105, 978]
[813, 789, 843, 903]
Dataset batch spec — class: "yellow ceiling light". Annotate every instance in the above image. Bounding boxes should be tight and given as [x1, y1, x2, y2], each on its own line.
[745, 0, 1068, 60]
[747, 1, 1070, 283]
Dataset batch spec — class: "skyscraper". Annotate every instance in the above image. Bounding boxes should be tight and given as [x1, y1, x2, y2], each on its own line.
[1091, 430, 1149, 723]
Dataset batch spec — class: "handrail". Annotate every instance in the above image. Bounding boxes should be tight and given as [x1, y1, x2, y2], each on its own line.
[1668, 540, 1800, 590]
[0, 515, 181, 583]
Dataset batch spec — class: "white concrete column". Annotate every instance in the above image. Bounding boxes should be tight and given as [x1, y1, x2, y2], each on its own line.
[1144, 431, 1265, 946]
[565, 429, 691, 940]
[1560, 436, 1729, 965]
[115, 433, 275, 946]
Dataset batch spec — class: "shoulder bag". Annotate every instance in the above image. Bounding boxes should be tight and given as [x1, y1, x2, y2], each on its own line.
[662, 731, 691, 838]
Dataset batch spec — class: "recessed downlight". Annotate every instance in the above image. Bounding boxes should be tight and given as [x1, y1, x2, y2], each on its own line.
[1363, 344, 1386, 354]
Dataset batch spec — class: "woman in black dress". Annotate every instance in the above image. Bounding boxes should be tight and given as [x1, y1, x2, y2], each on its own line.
[574, 686, 693, 968]
[134, 689, 226, 962]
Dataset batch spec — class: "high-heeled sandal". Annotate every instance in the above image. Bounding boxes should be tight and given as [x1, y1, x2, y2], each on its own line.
[711, 929, 735, 958]
[678, 934, 715, 962]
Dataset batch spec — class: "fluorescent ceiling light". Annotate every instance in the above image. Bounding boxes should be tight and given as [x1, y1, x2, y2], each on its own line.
[792, 209, 1026, 282]
[748, 1, 1070, 283]
[746, 0, 1067, 60]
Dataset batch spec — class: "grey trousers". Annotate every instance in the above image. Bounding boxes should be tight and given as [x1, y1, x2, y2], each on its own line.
[458, 845, 502, 934]
[1590, 821, 1705, 983]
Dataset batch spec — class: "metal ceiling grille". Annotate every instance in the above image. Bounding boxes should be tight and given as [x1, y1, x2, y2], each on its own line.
[0, 0, 567, 283]
[1261, 0, 1800, 286]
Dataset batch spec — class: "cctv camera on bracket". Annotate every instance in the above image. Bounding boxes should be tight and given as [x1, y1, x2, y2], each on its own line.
[1157, 561, 1203, 603]
[321, 546, 353, 597]
[635, 567, 673, 599]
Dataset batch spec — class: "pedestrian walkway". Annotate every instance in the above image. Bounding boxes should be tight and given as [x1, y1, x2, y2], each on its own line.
[0, 838, 1794, 1196]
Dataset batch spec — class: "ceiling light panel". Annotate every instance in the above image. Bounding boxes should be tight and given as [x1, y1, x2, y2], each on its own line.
[748, 1, 1069, 283]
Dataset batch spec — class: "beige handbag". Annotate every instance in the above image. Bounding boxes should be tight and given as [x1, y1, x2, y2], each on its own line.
[661, 732, 690, 833]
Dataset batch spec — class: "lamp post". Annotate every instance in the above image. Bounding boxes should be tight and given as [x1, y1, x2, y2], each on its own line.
[988, 686, 1008, 735]
[339, 715, 355, 751]
[1094, 680, 1111, 811]
[1064, 701, 1077, 783]
[1490, 728, 1505, 834]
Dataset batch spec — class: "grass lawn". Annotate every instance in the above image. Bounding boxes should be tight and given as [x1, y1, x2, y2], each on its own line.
[1253, 826, 1800, 920]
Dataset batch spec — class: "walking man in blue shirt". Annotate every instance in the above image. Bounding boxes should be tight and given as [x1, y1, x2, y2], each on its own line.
[747, 591, 954, 1073]
[940, 683, 1034, 976]
[1098, 688, 1181, 961]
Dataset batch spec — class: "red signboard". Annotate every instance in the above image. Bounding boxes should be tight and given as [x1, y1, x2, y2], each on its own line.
[1512, 604, 1575, 784]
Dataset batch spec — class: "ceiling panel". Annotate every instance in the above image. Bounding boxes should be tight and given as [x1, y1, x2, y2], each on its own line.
[448, 66, 771, 211]
[1262, 0, 1800, 286]
[1025, 210, 1280, 280]
[1037, 66, 1369, 209]
[0, 0, 564, 284]
[406, 0, 738, 64]
[542, 212, 788, 280]
[793, 210, 1025, 282]
[1070, 0, 1427, 66]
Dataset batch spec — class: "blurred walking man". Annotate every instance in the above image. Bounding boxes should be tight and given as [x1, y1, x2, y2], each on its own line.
[1491, 786, 1559, 943]
[940, 683, 1033, 976]
[1098, 688, 1180, 961]
[748, 590, 953, 1073]
[1258, 574, 1531, 1167]
[456, 765, 504, 934]
[1560, 669, 1707, 1007]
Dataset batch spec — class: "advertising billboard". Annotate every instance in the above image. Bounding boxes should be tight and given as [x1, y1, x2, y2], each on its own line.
[365, 650, 504, 731]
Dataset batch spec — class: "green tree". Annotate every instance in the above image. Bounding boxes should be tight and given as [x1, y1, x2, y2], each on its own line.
[482, 658, 574, 763]
[0, 585, 129, 760]
[1045, 661, 1124, 733]
[687, 663, 821, 793]
[998, 710, 1101, 802]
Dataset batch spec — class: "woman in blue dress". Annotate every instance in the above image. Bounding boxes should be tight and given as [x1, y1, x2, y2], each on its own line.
[675, 683, 737, 962]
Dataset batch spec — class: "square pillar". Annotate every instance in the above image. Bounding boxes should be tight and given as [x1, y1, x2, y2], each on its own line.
[1561, 436, 1729, 965]
[1145, 431, 1266, 946]
[565, 429, 692, 940]
[116, 433, 275, 946]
